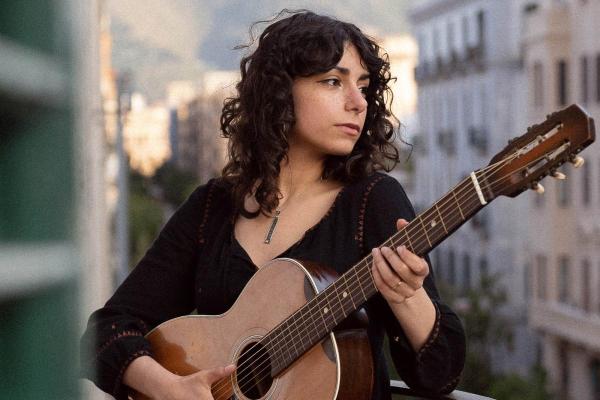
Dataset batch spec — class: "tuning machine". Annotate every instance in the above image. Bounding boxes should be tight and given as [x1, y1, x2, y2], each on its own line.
[551, 169, 566, 180]
[531, 182, 545, 194]
[569, 155, 585, 168]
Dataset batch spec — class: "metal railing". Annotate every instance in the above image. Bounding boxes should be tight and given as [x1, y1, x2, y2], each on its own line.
[390, 380, 494, 400]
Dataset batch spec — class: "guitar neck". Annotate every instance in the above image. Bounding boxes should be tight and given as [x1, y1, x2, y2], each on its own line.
[263, 171, 493, 376]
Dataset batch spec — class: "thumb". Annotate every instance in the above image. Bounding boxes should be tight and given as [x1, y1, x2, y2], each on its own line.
[202, 364, 236, 384]
[396, 218, 409, 230]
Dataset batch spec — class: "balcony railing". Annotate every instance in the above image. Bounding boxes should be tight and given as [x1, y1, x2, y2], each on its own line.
[390, 380, 494, 399]
[414, 44, 486, 85]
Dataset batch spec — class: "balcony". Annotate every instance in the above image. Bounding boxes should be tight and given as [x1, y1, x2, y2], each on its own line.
[529, 302, 600, 350]
[468, 126, 488, 153]
[414, 44, 486, 85]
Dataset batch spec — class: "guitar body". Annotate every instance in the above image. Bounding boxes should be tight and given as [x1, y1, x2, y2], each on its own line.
[130, 258, 374, 400]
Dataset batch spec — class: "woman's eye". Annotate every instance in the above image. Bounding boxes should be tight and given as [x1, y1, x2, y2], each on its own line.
[359, 86, 369, 97]
[322, 78, 341, 86]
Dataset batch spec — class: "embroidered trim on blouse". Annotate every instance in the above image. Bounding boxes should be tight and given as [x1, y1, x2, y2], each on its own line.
[356, 174, 386, 252]
[415, 300, 441, 363]
[96, 330, 145, 358]
[198, 180, 217, 244]
[113, 349, 152, 396]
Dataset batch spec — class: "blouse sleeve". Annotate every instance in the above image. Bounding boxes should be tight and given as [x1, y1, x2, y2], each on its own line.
[362, 174, 466, 394]
[80, 181, 213, 399]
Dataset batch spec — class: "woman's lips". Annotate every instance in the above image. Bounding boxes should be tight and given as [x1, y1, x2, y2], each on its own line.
[336, 123, 361, 135]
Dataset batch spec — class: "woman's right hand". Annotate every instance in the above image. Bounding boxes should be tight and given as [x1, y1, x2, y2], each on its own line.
[164, 364, 237, 400]
[123, 355, 236, 400]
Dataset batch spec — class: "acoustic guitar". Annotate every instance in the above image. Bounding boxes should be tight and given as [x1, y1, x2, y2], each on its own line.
[130, 104, 595, 400]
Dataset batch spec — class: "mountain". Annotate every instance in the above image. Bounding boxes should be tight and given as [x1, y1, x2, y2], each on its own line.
[108, 0, 413, 100]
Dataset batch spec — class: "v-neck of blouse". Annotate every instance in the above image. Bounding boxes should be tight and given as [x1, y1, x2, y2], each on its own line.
[230, 185, 347, 269]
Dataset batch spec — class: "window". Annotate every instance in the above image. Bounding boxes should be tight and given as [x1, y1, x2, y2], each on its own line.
[591, 359, 600, 400]
[447, 21, 455, 55]
[476, 10, 485, 48]
[448, 249, 456, 286]
[536, 255, 547, 300]
[533, 62, 544, 108]
[557, 164, 571, 206]
[557, 59, 568, 106]
[582, 259, 591, 312]
[596, 54, 600, 103]
[558, 255, 570, 304]
[463, 253, 471, 291]
[559, 342, 570, 399]
[479, 257, 488, 282]
[581, 55, 589, 104]
[583, 158, 591, 206]
[462, 15, 469, 49]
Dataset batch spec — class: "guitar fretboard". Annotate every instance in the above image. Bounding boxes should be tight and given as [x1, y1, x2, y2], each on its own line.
[261, 170, 493, 376]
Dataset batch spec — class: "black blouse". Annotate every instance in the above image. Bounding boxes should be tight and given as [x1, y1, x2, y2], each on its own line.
[81, 172, 465, 399]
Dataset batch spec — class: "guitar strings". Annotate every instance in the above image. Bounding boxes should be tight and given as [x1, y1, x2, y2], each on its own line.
[211, 148, 543, 399]
[210, 150, 525, 399]
[211, 148, 514, 398]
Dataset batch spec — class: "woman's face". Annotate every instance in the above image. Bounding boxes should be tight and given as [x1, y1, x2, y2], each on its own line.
[289, 43, 369, 158]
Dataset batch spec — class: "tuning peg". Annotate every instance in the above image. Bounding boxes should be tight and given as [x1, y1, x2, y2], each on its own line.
[551, 171, 566, 180]
[532, 182, 545, 194]
[570, 155, 585, 168]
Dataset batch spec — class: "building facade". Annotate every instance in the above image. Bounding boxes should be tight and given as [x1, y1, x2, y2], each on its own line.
[523, 1, 600, 399]
[409, 0, 537, 376]
[175, 71, 237, 183]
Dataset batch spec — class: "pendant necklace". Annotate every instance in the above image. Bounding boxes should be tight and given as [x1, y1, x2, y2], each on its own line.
[264, 170, 296, 244]
[263, 209, 281, 244]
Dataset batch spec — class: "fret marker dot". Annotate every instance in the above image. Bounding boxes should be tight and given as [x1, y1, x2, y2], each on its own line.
[343, 291, 348, 298]
[431, 220, 437, 228]
[323, 307, 329, 314]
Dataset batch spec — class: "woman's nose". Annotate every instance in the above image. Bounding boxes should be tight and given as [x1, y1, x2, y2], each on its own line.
[345, 87, 368, 114]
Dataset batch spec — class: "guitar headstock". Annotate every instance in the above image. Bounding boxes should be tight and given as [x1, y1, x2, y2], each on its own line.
[484, 104, 595, 198]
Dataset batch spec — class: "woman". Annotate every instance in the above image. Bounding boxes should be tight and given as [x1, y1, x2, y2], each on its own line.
[81, 10, 465, 400]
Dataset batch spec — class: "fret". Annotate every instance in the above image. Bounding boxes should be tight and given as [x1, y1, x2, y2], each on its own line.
[451, 189, 465, 220]
[418, 215, 433, 248]
[332, 282, 348, 319]
[343, 273, 357, 309]
[324, 293, 338, 327]
[337, 280, 353, 317]
[281, 314, 297, 363]
[403, 231, 414, 252]
[262, 335, 281, 374]
[353, 264, 369, 303]
[434, 202, 448, 234]
[420, 210, 448, 254]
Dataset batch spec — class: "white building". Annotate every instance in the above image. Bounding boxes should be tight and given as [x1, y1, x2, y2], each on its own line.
[409, 0, 537, 376]
[123, 94, 171, 177]
[523, 1, 600, 399]
[379, 35, 419, 191]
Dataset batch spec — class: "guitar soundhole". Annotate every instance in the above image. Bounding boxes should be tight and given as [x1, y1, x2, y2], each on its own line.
[235, 341, 273, 399]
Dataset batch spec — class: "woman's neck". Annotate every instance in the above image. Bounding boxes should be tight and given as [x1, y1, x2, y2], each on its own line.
[277, 148, 325, 199]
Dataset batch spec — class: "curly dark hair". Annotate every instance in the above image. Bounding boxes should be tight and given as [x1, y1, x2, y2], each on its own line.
[221, 10, 400, 217]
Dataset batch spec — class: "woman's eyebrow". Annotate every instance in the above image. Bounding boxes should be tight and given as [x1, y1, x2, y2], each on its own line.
[333, 66, 370, 81]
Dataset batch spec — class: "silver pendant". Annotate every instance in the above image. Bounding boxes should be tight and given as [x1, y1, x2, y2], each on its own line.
[264, 210, 281, 244]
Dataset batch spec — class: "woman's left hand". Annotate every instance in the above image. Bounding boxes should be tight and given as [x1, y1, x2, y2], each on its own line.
[371, 218, 430, 305]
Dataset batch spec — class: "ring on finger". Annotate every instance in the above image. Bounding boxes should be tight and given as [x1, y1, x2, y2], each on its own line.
[393, 280, 402, 291]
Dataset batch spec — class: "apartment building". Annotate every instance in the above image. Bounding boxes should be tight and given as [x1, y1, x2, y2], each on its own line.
[409, 0, 537, 375]
[523, 1, 600, 399]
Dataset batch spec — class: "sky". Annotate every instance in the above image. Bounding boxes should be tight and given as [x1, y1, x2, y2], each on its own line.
[107, 0, 413, 101]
